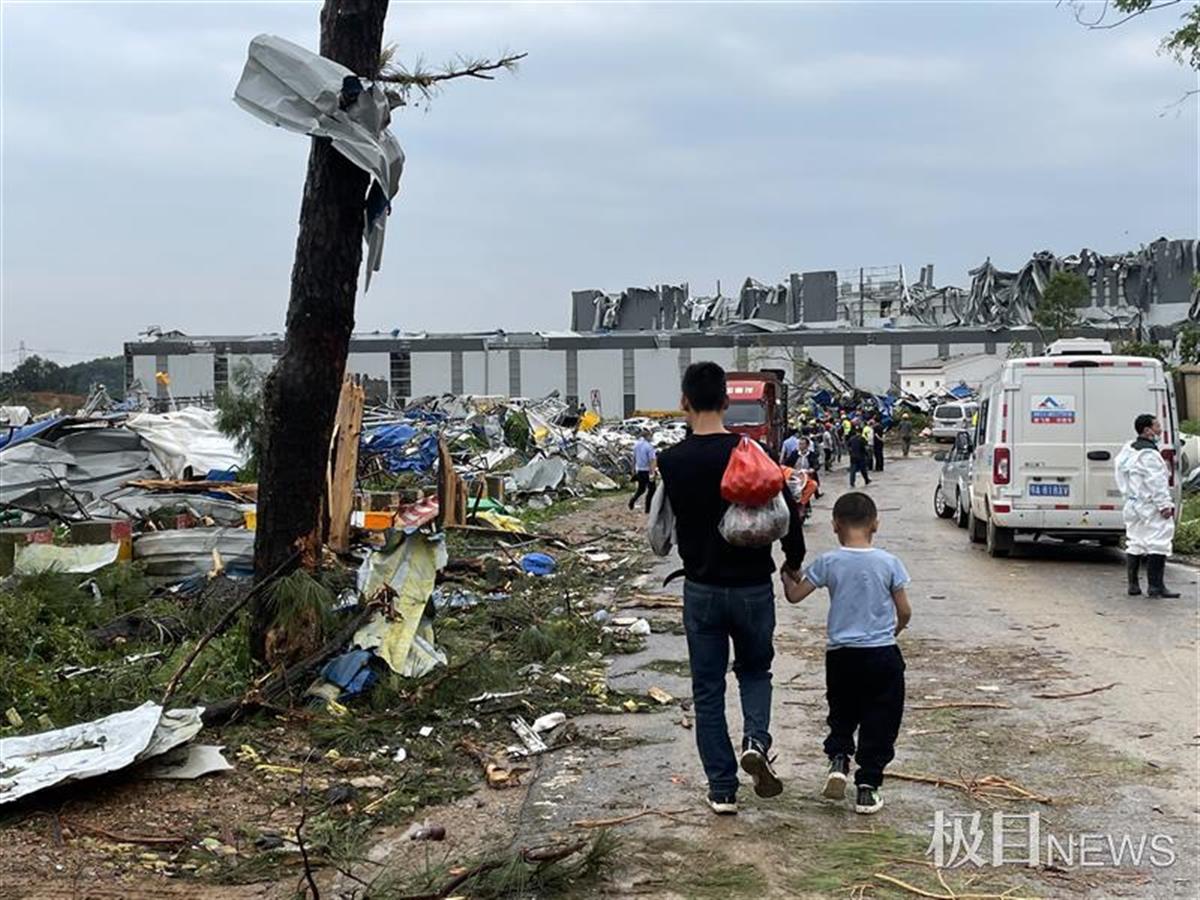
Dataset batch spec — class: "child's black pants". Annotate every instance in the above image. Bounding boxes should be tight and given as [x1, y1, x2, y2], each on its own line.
[823, 645, 905, 787]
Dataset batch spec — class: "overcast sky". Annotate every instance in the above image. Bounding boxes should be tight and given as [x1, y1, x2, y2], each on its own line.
[1, 1, 1196, 366]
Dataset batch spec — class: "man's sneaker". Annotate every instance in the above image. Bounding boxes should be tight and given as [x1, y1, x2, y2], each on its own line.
[739, 740, 783, 798]
[854, 785, 883, 814]
[823, 754, 850, 800]
[707, 793, 738, 815]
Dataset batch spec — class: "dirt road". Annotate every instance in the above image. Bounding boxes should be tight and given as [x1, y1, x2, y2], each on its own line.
[372, 455, 1199, 898]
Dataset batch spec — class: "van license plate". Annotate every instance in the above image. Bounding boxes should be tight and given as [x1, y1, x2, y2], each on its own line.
[1029, 483, 1069, 497]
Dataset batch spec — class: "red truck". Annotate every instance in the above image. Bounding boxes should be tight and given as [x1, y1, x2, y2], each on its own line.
[724, 369, 789, 457]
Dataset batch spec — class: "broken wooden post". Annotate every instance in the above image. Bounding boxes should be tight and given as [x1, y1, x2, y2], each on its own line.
[327, 375, 366, 553]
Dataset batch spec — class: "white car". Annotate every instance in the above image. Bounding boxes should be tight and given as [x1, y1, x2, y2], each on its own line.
[931, 402, 978, 442]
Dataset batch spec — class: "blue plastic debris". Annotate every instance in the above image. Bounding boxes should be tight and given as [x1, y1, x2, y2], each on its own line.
[520, 552, 557, 576]
[361, 423, 441, 474]
[320, 649, 378, 697]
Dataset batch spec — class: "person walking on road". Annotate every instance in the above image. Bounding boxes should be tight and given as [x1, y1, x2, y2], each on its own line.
[628, 432, 657, 513]
[861, 420, 876, 471]
[871, 419, 885, 473]
[782, 491, 912, 814]
[657, 362, 806, 815]
[781, 429, 801, 468]
[898, 414, 913, 457]
[1115, 414, 1179, 598]
[848, 427, 872, 487]
[822, 426, 835, 472]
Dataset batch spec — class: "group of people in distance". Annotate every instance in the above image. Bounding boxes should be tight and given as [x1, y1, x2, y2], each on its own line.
[631, 361, 911, 817]
[782, 408, 915, 490]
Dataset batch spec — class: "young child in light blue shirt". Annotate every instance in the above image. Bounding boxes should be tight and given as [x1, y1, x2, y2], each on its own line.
[783, 490, 911, 815]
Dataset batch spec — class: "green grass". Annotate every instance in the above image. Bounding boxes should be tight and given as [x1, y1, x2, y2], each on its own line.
[1174, 493, 1200, 553]
[678, 861, 769, 899]
[0, 564, 256, 732]
[642, 658, 691, 678]
[786, 827, 923, 895]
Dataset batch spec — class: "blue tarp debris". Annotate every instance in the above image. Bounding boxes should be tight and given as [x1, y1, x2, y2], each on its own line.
[0, 417, 65, 451]
[361, 424, 440, 474]
[948, 383, 973, 399]
[521, 552, 557, 576]
[319, 649, 378, 698]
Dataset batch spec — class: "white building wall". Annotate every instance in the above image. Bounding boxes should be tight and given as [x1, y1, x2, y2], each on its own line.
[462, 351, 488, 395]
[410, 352, 451, 397]
[900, 372, 943, 394]
[804, 345, 843, 378]
[167, 353, 216, 397]
[633, 348, 683, 410]
[854, 346, 893, 393]
[485, 350, 509, 395]
[520, 350, 566, 399]
[945, 355, 1004, 388]
[576, 349, 624, 419]
[948, 342, 985, 357]
[228, 354, 277, 388]
[132, 355, 158, 390]
[901, 344, 940, 366]
[690, 346, 737, 371]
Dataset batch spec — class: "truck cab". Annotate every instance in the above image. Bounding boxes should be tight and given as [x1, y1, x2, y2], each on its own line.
[724, 369, 789, 457]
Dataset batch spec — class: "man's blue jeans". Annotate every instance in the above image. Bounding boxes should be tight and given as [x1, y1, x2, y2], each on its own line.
[683, 579, 776, 798]
[849, 459, 871, 487]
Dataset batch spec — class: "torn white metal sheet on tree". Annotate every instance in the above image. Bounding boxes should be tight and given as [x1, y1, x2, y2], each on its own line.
[233, 34, 404, 288]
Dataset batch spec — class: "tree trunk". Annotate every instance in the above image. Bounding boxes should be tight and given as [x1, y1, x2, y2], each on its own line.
[251, 0, 390, 661]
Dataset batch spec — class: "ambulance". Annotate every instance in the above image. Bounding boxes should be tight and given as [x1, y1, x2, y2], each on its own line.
[965, 338, 1180, 557]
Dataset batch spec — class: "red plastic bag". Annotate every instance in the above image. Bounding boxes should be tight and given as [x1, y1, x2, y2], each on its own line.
[720, 436, 786, 506]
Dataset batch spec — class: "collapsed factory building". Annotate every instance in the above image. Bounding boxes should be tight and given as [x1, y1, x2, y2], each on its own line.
[126, 238, 1198, 415]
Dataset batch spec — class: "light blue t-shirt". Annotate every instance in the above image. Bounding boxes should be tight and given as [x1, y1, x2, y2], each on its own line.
[803, 547, 910, 649]
[633, 439, 656, 472]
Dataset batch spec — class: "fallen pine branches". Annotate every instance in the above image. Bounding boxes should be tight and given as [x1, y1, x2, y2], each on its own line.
[874, 871, 1041, 899]
[887, 771, 1052, 805]
[571, 808, 692, 828]
[1032, 682, 1117, 700]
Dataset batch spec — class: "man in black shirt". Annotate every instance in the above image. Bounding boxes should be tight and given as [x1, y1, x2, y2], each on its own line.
[657, 362, 806, 815]
[848, 427, 872, 487]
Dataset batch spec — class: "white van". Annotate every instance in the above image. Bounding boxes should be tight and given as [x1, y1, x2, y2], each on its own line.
[966, 338, 1180, 557]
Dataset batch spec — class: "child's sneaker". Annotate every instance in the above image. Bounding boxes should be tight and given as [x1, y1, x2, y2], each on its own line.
[822, 754, 850, 800]
[707, 792, 738, 815]
[854, 784, 883, 814]
[739, 740, 783, 798]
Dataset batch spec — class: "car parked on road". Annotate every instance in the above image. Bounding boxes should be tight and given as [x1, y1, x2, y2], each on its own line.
[931, 402, 979, 442]
[934, 431, 973, 528]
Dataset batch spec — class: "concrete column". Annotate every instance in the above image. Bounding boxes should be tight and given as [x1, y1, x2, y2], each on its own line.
[678, 346, 692, 380]
[565, 349, 579, 404]
[508, 349, 521, 397]
[451, 351, 464, 394]
[622, 348, 636, 417]
[983, 340, 997, 355]
[889, 344, 902, 390]
[937, 341, 950, 358]
[736, 344, 750, 370]
[842, 343, 856, 385]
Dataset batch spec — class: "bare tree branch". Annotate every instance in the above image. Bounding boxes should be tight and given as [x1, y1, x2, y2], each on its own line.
[1078, 0, 1184, 30]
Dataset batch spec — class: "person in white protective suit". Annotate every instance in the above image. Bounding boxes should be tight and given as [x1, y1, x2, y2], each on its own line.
[1113, 414, 1179, 598]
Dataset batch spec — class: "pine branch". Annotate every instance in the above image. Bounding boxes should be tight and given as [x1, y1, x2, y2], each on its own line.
[374, 48, 526, 105]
